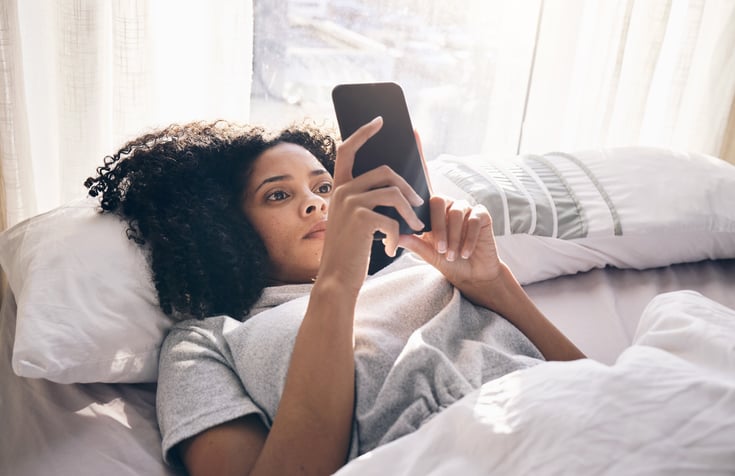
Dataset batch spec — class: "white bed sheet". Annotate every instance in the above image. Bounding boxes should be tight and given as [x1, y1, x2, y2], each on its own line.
[336, 289, 735, 475]
[1, 258, 734, 476]
[526, 258, 735, 364]
[0, 288, 178, 476]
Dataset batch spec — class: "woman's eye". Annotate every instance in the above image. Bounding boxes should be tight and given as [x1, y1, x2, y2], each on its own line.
[267, 190, 290, 201]
[317, 183, 333, 194]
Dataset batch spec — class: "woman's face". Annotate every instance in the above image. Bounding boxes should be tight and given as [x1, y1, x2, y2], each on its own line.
[242, 142, 333, 284]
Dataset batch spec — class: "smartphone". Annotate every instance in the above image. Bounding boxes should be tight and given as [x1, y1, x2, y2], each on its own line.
[332, 82, 432, 236]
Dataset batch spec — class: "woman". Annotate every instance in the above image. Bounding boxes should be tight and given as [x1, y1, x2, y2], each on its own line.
[85, 117, 584, 476]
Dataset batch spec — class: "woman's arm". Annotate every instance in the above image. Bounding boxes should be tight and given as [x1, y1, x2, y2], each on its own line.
[178, 278, 358, 476]
[180, 117, 426, 475]
[465, 262, 585, 361]
[397, 196, 585, 361]
[247, 277, 358, 475]
[178, 416, 268, 475]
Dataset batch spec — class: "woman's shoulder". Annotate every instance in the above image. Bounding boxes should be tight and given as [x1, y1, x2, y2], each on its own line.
[162, 314, 240, 351]
[246, 283, 313, 318]
[169, 313, 234, 331]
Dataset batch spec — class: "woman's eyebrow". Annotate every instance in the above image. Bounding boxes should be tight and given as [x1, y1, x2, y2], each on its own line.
[254, 169, 329, 193]
[254, 174, 291, 193]
[311, 169, 330, 179]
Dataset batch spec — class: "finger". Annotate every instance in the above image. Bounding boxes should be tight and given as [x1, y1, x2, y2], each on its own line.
[445, 200, 470, 262]
[414, 129, 424, 159]
[347, 164, 424, 207]
[459, 206, 489, 259]
[348, 186, 425, 232]
[395, 233, 436, 263]
[334, 117, 383, 186]
[429, 196, 449, 254]
[414, 129, 433, 193]
[374, 215, 402, 257]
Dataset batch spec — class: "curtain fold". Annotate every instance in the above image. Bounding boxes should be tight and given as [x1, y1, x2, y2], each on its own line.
[0, 0, 36, 228]
[515, 0, 735, 157]
[2, 0, 253, 227]
[721, 97, 735, 164]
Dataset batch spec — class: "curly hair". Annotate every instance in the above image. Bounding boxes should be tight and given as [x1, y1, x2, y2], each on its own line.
[84, 120, 337, 321]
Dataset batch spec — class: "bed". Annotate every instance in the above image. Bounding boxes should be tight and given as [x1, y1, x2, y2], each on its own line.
[1, 146, 734, 475]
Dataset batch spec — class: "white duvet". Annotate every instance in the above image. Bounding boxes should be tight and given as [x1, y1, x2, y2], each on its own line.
[335, 290, 735, 476]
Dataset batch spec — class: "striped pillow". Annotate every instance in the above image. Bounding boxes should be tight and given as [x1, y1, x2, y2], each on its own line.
[427, 147, 735, 284]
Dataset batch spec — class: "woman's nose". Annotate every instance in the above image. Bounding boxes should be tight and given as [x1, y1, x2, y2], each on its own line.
[303, 193, 327, 216]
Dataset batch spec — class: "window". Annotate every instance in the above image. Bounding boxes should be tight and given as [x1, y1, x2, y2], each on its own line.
[249, 0, 539, 161]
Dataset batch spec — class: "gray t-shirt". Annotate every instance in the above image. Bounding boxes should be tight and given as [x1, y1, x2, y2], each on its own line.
[156, 253, 543, 466]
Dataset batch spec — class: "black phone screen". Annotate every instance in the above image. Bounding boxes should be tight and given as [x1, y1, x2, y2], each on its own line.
[332, 82, 432, 235]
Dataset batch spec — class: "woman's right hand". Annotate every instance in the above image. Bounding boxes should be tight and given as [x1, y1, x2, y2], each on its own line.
[317, 117, 426, 296]
[255, 118, 425, 474]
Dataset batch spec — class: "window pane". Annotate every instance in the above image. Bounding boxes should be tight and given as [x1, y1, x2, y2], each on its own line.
[250, 0, 539, 160]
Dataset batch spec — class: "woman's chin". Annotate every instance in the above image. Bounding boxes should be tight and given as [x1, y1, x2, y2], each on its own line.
[269, 264, 321, 285]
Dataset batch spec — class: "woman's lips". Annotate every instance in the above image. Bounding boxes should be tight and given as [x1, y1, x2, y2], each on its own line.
[303, 220, 327, 239]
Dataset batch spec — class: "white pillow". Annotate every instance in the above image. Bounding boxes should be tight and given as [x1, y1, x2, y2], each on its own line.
[427, 146, 735, 284]
[0, 197, 171, 384]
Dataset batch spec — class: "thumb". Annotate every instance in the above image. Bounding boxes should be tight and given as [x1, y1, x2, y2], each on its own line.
[396, 234, 436, 263]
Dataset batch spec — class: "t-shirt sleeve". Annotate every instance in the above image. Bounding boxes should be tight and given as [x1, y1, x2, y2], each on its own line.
[156, 319, 266, 467]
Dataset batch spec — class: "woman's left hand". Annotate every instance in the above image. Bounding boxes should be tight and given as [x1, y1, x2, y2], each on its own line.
[395, 196, 506, 307]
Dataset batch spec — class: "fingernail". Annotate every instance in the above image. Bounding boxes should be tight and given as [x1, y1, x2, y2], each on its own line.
[411, 194, 424, 207]
[414, 220, 425, 231]
[461, 250, 471, 259]
[446, 250, 455, 262]
[437, 241, 447, 254]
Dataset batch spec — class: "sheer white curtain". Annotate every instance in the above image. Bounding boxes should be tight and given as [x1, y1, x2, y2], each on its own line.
[481, 0, 735, 157]
[2, 0, 735, 230]
[0, 0, 253, 228]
